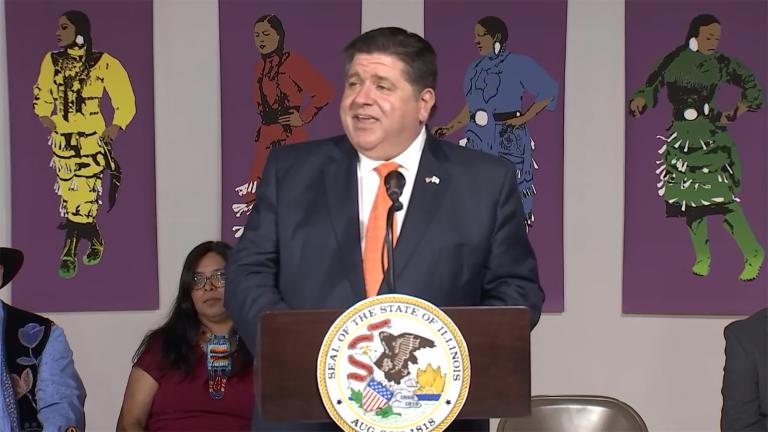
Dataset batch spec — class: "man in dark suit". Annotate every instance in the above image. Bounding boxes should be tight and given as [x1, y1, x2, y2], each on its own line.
[721, 308, 768, 431]
[226, 27, 544, 431]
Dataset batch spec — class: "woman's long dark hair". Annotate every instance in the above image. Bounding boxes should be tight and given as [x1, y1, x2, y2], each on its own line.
[639, 14, 722, 109]
[254, 14, 290, 116]
[684, 14, 720, 44]
[133, 241, 253, 376]
[59, 10, 100, 120]
[62, 10, 94, 56]
[254, 14, 286, 58]
[477, 16, 508, 48]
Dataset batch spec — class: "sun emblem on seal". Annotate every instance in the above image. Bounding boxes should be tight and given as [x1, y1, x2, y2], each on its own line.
[317, 294, 470, 432]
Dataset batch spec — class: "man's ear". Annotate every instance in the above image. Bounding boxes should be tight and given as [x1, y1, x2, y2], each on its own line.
[418, 88, 436, 124]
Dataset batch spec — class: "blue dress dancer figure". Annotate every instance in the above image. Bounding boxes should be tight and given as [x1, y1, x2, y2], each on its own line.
[434, 16, 558, 228]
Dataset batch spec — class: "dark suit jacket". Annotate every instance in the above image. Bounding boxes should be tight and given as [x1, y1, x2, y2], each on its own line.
[226, 134, 545, 431]
[722, 308, 768, 432]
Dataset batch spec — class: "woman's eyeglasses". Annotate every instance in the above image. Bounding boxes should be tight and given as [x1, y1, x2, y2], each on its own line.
[192, 270, 226, 291]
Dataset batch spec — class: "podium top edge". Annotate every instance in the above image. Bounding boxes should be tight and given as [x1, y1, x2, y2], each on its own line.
[261, 305, 530, 316]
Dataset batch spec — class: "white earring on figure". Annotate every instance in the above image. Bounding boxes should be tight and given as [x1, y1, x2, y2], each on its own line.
[493, 41, 501, 55]
[688, 37, 698, 52]
[75, 35, 84, 46]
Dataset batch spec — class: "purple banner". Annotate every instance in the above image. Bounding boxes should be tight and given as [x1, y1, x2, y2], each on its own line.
[5, 0, 158, 312]
[219, 0, 361, 240]
[426, 0, 567, 312]
[624, 0, 767, 314]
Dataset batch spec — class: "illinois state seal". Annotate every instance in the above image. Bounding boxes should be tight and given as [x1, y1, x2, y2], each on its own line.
[317, 294, 470, 432]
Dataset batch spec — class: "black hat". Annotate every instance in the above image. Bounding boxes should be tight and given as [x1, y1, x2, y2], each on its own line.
[0, 247, 24, 289]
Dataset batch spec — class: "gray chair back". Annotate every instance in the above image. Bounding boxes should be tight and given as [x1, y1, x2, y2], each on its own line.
[497, 395, 649, 432]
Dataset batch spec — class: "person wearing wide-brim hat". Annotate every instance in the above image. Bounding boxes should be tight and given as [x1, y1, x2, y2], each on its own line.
[0, 247, 24, 289]
[0, 246, 86, 430]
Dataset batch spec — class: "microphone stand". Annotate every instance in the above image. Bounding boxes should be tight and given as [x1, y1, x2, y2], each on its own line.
[381, 169, 406, 295]
[383, 201, 402, 294]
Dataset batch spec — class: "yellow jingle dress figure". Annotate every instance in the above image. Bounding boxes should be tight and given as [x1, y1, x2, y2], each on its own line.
[33, 10, 135, 278]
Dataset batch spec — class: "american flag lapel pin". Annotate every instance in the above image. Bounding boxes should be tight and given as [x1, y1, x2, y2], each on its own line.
[425, 176, 440, 185]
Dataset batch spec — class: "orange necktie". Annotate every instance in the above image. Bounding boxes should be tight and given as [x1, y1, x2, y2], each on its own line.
[363, 162, 400, 297]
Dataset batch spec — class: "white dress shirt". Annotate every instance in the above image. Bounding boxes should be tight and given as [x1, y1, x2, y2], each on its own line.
[357, 127, 426, 253]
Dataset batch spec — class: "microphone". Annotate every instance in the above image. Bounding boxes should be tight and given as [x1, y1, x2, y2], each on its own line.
[382, 170, 406, 294]
[384, 170, 406, 211]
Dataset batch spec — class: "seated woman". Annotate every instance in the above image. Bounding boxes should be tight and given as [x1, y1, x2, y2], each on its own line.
[117, 241, 254, 431]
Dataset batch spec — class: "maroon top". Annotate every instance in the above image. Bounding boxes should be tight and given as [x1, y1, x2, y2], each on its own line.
[135, 338, 254, 431]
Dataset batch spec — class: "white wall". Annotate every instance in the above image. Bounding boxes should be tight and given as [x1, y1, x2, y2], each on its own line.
[0, 0, 740, 430]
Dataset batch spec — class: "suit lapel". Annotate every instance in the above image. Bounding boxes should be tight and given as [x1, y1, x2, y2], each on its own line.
[323, 138, 366, 299]
[389, 136, 449, 286]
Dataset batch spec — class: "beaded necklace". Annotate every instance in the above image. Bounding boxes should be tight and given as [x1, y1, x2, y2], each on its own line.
[202, 332, 238, 399]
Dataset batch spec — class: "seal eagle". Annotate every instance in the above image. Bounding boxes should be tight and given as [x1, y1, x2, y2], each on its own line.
[373, 331, 435, 384]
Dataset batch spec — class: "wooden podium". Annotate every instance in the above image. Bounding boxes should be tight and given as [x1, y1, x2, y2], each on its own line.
[258, 306, 531, 422]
